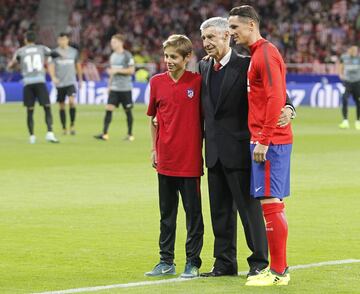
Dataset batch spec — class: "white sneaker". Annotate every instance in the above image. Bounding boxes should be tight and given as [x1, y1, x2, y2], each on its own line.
[29, 135, 36, 144]
[339, 120, 350, 129]
[123, 135, 135, 142]
[355, 120, 360, 130]
[45, 132, 59, 143]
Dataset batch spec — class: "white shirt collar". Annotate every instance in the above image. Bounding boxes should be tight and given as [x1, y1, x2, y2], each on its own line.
[214, 48, 232, 69]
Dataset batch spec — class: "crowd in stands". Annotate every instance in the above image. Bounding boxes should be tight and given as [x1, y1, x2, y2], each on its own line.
[1, 0, 360, 77]
[0, 0, 39, 74]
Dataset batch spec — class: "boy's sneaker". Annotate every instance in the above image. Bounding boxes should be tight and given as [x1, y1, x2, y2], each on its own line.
[355, 120, 360, 130]
[245, 267, 290, 286]
[123, 135, 135, 141]
[70, 126, 76, 135]
[144, 262, 176, 277]
[94, 134, 109, 141]
[62, 129, 68, 135]
[29, 135, 36, 144]
[180, 263, 199, 279]
[45, 132, 59, 143]
[339, 120, 350, 129]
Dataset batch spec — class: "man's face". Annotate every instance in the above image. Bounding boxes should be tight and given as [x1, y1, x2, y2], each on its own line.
[111, 38, 122, 50]
[201, 26, 229, 59]
[57, 36, 69, 48]
[163, 46, 189, 74]
[228, 15, 252, 46]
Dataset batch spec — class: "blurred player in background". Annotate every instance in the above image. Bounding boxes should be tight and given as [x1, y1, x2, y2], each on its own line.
[52, 32, 83, 135]
[229, 5, 293, 286]
[94, 34, 135, 141]
[338, 45, 360, 130]
[7, 31, 59, 144]
[145, 35, 204, 279]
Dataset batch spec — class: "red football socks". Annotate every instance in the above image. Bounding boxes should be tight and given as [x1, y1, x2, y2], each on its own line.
[262, 202, 288, 274]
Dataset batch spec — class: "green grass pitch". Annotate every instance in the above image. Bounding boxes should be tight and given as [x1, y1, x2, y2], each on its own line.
[0, 104, 359, 293]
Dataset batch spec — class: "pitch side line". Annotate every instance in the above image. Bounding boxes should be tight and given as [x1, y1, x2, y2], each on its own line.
[33, 259, 360, 294]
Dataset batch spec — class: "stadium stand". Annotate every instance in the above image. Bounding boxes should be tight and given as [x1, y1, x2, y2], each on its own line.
[0, 0, 39, 73]
[1, 0, 360, 78]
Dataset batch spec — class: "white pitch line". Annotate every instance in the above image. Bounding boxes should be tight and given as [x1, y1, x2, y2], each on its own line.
[33, 259, 360, 294]
[289, 259, 360, 270]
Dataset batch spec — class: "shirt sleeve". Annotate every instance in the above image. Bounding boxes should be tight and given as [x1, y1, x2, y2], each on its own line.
[285, 93, 296, 117]
[126, 52, 135, 67]
[13, 48, 21, 62]
[258, 44, 286, 145]
[146, 78, 156, 117]
[75, 49, 80, 63]
[198, 61, 203, 75]
[43, 46, 54, 63]
[48, 49, 56, 64]
[43, 46, 52, 56]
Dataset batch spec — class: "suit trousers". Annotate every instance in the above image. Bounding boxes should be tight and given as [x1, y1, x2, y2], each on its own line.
[207, 160, 268, 272]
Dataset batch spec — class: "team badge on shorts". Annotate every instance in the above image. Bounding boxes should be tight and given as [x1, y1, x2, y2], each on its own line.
[187, 89, 194, 99]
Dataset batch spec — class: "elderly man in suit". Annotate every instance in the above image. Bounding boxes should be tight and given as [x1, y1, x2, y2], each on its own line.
[198, 17, 294, 278]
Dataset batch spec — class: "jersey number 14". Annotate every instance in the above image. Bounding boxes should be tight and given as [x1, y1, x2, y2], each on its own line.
[24, 54, 43, 72]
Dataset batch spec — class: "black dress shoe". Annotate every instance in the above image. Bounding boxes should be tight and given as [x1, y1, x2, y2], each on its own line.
[200, 268, 238, 277]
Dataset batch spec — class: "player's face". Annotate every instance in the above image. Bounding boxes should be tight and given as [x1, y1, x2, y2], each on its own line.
[111, 38, 123, 50]
[57, 36, 69, 48]
[228, 16, 252, 46]
[201, 27, 229, 59]
[163, 46, 189, 74]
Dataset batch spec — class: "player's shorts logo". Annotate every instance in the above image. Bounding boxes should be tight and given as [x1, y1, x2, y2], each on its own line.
[0, 83, 5, 104]
[187, 89, 194, 99]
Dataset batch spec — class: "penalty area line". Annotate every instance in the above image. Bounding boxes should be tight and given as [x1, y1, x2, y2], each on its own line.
[33, 259, 360, 294]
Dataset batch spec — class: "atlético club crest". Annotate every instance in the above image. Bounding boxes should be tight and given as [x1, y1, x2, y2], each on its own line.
[187, 89, 194, 99]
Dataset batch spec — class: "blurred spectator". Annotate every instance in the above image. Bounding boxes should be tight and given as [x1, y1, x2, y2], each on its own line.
[0, 0, 39, 70]
[82, 61, 101, 81]
[67, 0, 360, 74]
[135, 67, 150, 83]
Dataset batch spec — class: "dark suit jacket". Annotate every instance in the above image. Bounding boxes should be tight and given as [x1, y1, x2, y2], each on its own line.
[199, 50, 251, 169]
[199, 50, 294, 170]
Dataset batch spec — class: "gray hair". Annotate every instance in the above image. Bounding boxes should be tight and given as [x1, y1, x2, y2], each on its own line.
[200, 17, 229, 32]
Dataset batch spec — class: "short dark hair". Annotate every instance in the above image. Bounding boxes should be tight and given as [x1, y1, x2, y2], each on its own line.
[58, 32, 69, 38]
[25, 31, 36, 42]
[229, 5, 260, 25]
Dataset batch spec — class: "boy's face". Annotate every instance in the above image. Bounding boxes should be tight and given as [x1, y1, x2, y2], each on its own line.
[111, 38, 123, 50]
[164, 46, 189, 74]
[58, 36, 69, 48]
